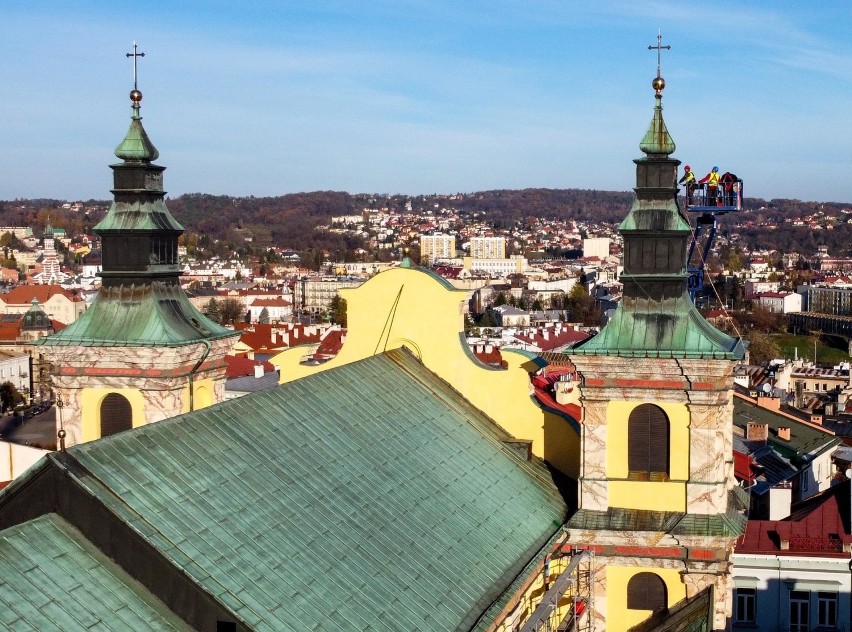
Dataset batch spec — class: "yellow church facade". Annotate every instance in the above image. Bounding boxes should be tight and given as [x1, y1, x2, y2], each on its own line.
[272, 261, 582, 479]
[271, 62, 745, 631]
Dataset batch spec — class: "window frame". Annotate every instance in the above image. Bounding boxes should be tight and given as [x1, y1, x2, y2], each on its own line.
[734, 587, 756, 624]
[817, 591, 837, 628]
[627, 403, 670, 478]
[789, 590, 810, 632]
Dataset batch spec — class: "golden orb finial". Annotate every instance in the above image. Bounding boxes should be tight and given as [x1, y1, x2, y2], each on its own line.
[652, 76, 665, 97]
[130, 89, 143, 104]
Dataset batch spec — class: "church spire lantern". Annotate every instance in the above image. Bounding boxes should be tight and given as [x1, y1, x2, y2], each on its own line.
[95, 42, 184, 287]
[35, 44, 239, 449]
[574, 33, 743, 359]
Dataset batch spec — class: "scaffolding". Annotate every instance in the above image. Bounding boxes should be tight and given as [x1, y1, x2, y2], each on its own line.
[518, 549, 595, 632]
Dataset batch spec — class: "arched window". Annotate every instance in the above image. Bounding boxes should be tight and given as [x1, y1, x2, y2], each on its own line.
[627, 572, 667, 611]
[100, 393, 133, 438]
[628, 403, 669, 477]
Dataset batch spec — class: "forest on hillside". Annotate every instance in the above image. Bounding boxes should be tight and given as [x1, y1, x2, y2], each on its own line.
[2, 189, 850, 258]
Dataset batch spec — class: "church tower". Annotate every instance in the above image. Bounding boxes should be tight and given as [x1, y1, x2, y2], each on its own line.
[567, 38, 746, 632]
[34, 219, 66, 285]
[37, 50, 238, 447]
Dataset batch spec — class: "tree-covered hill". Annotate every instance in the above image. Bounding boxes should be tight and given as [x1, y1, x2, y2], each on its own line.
[2, 189, 849, 257]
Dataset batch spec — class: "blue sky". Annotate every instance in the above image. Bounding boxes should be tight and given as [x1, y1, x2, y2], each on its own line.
[2, 2, 850, 202]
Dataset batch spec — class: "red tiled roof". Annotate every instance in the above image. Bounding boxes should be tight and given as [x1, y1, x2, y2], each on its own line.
[434, 266, 463, 279]
[224, 355, 274, 378]
[530, 365, 581, 420]
[735, 480, 852, 557]
[235, 323, 325, 352]
[513, 326, 590, 352]
[314, 329, 345, 357]
[0, 284, 82, 304]
[533, 387, 581, 422]
[471, 346, 505, 368]
[0, 322, 19, 342]
[250, 298, 291, 307]
[219, 289, 286, 298]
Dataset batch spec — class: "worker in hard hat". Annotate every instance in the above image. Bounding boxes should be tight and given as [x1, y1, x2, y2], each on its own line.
[679, 164, 696, 205]
[699, 166, 721, 206]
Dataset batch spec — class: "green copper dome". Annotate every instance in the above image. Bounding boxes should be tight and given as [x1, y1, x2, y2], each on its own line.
[114, 106, 160, 162]
[639, 101, 675, 156]
[21, 298, 52, 331]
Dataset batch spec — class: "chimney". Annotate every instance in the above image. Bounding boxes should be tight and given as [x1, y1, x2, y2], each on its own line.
[778, 427, 791, 441]
[254, 364, 264, 379]
[542, 330, 549, 341]
[746, 422, 769, 442]
[757, 395, 781, 411]
[768, 484, 792, 520]
[795, 381, 805, 408]
[485, 344, 494, 354]
[810, 414, 824, 425]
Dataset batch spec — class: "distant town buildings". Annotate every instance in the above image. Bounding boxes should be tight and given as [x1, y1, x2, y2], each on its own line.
[582, 236, 610, 259]
[470, 235, 506, 259]
[419, 233, 456, 264]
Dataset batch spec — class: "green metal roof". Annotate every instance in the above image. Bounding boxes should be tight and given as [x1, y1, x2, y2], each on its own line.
[94, 199, 184, 233]
[56, 349, 566, 631]
[114, 108, 159, 162]
[618, 197, 691, 233]
[567, 494, 746, 538]
[573, 294, 745, 359]
[733, 397, 842, 459]
[21, 298, 52, 331]
[638, 101, 675, 156]
[0, 514, 191, 631]
[37, 282, 237, 347]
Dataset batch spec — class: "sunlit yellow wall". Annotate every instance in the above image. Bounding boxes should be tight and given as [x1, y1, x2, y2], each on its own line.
[605, 401, 689, 511]
[492, 555, 576, 632]
[270, 266, 571, 461]
[609, 480, 685, 511]
[543, 411, 580, 479]
[80, 387, 146, 443]
[606, 566, 686, 632]
[184, 379, 215, 412]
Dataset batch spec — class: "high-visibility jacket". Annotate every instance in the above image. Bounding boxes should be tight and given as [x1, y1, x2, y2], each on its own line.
[679, 171, 695, 185]
[700, 171, 720, 186]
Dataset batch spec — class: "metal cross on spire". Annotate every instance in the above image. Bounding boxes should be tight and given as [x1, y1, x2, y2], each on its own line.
[648, 30, 671, 79]
[126, 41, 145, 91]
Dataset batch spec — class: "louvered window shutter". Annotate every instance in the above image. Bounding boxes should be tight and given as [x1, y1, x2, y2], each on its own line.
[627, 572, 667, 611]
[100, 393, 133, 438]
[628, 404, 670, 475]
